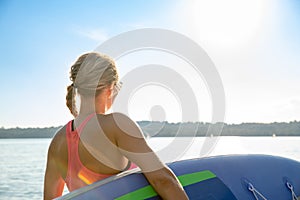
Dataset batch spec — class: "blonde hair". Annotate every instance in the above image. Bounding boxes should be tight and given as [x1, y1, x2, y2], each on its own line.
[66, 52, 119, 117]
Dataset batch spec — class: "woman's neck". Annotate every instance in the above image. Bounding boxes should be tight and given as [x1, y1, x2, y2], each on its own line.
[79, 95, 108, 116]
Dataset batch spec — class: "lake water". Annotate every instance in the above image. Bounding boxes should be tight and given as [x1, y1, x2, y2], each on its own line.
[0, 137, 299, 200]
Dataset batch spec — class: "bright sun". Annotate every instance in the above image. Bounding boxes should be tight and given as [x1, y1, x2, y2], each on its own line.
[182, 0, 265, 48]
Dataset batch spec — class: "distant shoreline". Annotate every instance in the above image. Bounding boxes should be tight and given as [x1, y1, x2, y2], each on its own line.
[1, 121, 299, 138]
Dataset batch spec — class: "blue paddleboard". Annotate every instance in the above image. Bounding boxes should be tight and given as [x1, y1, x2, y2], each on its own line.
[57, 154, 300, 199]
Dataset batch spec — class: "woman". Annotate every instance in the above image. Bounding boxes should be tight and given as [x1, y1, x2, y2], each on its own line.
[43, 52, 189, 199]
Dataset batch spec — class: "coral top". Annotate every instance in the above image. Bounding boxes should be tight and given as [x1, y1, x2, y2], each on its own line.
[65, 113, 137, 192]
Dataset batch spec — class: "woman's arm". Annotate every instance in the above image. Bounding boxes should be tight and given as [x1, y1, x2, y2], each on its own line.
[111, 113, 189, 200]
[143, 167, 188, 200]
[44, 134, 65, 200]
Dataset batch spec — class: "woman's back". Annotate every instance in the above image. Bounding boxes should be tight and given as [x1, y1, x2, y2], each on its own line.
[51, 113, 136, 191]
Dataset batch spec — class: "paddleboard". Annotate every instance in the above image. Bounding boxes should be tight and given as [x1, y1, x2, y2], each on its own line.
[57, 154, 300, 199]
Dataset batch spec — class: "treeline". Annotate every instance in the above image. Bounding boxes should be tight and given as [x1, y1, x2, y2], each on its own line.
[0, 121, 299, 138]
[0, 126, 61, 138]
[139, 121, 300, 137]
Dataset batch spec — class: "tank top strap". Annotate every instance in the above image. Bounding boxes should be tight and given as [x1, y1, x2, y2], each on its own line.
[76, 113, 97, 134]
[67, 113, 97, 134]
[66, 120, 73, 135]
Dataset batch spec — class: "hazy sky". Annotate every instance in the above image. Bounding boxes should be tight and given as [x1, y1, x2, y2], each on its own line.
[0, 0, 299, 128]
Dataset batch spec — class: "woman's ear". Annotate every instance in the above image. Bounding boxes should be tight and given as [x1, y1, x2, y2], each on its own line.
[106, 84, 114, 99]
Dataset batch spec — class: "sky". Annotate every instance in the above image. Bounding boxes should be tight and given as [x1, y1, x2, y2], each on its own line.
[0, 0, 300, 128]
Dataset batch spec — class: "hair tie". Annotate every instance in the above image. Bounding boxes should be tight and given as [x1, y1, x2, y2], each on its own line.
[72, 83, 78, 88]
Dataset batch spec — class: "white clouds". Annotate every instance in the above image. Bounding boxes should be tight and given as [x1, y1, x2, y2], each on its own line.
[76, 27, 109, 43]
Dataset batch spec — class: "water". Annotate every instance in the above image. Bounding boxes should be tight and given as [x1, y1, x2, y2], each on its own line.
[0, 139, 50, 200]
[0, 137, 299, 200]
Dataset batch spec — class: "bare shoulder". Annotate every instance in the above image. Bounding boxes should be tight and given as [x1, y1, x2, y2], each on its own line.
[103, 113, 165, 172]
[103, 112, 143, 138]
[48, 126, 67, 157]
[99, 112, 132, 125]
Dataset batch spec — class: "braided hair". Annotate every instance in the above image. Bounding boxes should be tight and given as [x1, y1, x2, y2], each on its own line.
[66, 52, 119, 117]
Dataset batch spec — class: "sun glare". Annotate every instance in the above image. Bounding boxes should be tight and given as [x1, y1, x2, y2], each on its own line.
[184, 0, 265, 48]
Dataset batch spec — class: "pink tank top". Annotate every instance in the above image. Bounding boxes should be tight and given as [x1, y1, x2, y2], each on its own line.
[65, 113, 137, 192]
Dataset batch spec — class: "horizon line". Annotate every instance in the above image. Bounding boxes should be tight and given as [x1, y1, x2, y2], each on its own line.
[1, 119, 299, 129]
